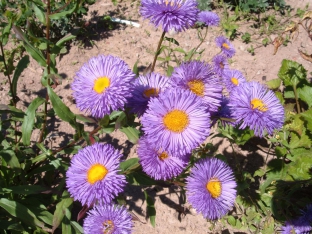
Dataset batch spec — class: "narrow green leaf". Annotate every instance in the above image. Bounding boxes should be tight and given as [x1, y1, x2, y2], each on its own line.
[21, 97, 45, 145]
[143, 191, 156, 227]
[52, 198, 73, 233]
[164, 36, 179, 46]
[1, 20, 12, 46]
[32, 3, 46, 25]
[62, 208, 72, 234]
[71, 221, 83, 233]
[49, 1, 78, 20]
[55, 28, 80, 47]
[1, 185, 47, 195]
[120, 126, 140, 144]
[0, 198, 44, 229]
[133, 60, 139, 76]
[12, 55, 30, 97]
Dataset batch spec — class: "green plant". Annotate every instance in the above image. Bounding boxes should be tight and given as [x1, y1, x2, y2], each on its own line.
[241, 32, 251, 43]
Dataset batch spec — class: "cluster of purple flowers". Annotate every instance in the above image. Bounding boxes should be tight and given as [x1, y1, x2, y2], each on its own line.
[66, 0, 287, 231]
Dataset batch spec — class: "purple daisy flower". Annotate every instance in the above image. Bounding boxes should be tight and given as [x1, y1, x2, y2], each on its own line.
[171, 60, 223, 112]
[281, 218, 312, 234]
[186, 157, 237, 220]
[140, 0, 199, 33]
[222, 68, 247, 92]
[66, 143, 126, 206]
[126, 72, 173, 117]
[215, 36, 236, 58]
[72, 55, 135, 118]
[211, 95, 234, 126]
[197, 11, 220, 27]
[212, 54, 229, 77]
[137, 136, 190, 180]
[83, 204, 132, 234]
[141, 88, 210, 156]
[229, 81, 285, 137]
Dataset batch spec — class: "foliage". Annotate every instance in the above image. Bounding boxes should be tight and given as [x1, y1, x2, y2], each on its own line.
[1, 0, 312, 234]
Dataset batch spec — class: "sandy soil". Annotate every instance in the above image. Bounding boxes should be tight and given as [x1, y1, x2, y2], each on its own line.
[1, 0, 312, 233]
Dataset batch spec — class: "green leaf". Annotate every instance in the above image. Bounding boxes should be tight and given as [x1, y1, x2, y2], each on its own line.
[32, 3, 46, 25]
[120, 126, 140, 144]
[277, 59, 307, 87]
[62, 208, 72, 234]
[133, 60, 139, 76]
[298, 85, 312, 108]
[1, 20, 12, 46]
[71, 221, 83, 233]
[21, 97, 45, 145]
[1, 185, 47, 195]
[286, 154, 312, 180]
[227, 216, 236, 226]
[143, 190, 156, 227]
[167, 65, 174, 76]
[301, 109, 312, 132]
[120, 158, 140, 173]
[289, 132, 311, 149]
[164, 36, 179, 46]
[47, 86, 83, 133]
[275, 146, 287, 158]
[266, 78, 281, 90]
[115, 112, 127, 129]
[12, 55, 30, 98]
[55, 28, 80, 47]
[49, 1, 78, 20]
[0, 198, 44, 229]
[1, 150, 20, 169]
[130, 172, 158, 186]
[52, 198, 73, 233]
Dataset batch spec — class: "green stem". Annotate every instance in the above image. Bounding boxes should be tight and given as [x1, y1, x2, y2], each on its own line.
[151, 30, 166, 72]
[188, 27, 208, 61]
[293, 84, 301, 114]
[38, 0, 51, 144]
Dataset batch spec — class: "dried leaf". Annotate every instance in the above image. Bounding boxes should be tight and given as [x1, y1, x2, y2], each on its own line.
[272, 36, 283, 55]
[284, 21, 298, 33]
[302, 11, 312, 21]
[298, 49, 312, 62]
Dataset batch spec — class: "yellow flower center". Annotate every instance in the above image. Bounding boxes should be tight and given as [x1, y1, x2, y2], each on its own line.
[103, 220, 114, 234]
[158, 152, 169, 161]
[143, 88, 159, 98]
[187, 80, 205, 96]
[231, 77, 239, 85]
[250, 98, 268, 112]
[222, 43, 230, 50]
[206, 178, 222, 198]
[87, 164, 108, 184]
[163, 110, 189, 133]
[94, 77, 110, 94]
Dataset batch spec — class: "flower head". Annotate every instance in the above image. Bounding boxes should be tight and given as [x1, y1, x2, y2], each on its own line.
[141, 88, 210, 156]
[197, 11, 220, 27]
[186, 157, 237, 220]
[281, 218, 312, 234]
[137, 136, 190, 180]
[222, 69, 246, 92]
[229, 81, 285, 137]
[215, 36, 236, 58]
[127, 72, 173, 117]
[72, 55, 135, 118]
[212, 55, 229, 77]
[83, 204, 132, 234]
[140, 0, 199, 33]
[66, 143, 126, 206]
[171, 60, 223, 112]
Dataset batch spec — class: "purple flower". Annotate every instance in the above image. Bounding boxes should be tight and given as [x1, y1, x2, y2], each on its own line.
[212, 54, 229, 77]
[215, 36, 236, 58]
[83, 204, 132, 234]
[140, 0, 199, 33]
[197, 11, 220, 27]
[171, 60, 223, 112]
[186, 157, 237, 220]
[141, 88, 210, 156]
[137, 136, 190, 180]
[66, 143, 126, 206]
[72, 55, 135, 118]
[281, 218, 312, 234]
[229, 81, 285, 137]
[126, 72, 173, 117]
[222, 69, 246, 92]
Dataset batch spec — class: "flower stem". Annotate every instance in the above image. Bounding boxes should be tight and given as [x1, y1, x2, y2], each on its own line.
[293, 84, 301, 114]
[188, 27, 208, 61]
[151, 30, 166, 72]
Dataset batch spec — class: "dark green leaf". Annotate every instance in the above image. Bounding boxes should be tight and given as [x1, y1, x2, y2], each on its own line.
[52, 198, 73, 233]
[164, 37, 179, 46]
[277, 59, 307, 87]
[143, 191, 156, 227]
[120, 158, 140, 173]
[1, 150, 20, 168]
[0, 198, 44, 229]
[49, 1, 78, 20]
[22, 97, 45, 145]
[120, 126, 140, 144]
[1, 185, 47, 195]
[12, 55, 30, 97]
